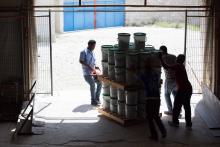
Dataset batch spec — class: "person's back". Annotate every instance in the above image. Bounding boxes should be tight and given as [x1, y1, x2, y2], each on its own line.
[137, 67, 166, 140]
[160, 46, 177, 115]
[173, 64, 191, 90]
[162, 54, 176, 79]
[160, 54, 193, 128]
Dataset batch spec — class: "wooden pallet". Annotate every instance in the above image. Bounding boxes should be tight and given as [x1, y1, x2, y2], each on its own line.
[97, 75, 141, 90]
[98, 108, 144, 127]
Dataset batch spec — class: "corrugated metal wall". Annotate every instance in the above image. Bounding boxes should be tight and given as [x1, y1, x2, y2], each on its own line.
[64, 0, 125, 31]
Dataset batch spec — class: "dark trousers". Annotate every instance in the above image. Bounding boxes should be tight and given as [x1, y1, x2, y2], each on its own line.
[173, 87, 192, 126]
[146, 99, 166, 138]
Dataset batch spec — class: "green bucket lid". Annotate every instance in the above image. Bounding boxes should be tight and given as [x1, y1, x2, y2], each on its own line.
[109, 48, 119, 51]
[118, 33, 131, 36]
[134, 32, 146, 36]
[101, 45, 114, 49]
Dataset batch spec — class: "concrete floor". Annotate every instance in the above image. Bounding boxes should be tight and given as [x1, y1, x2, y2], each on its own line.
[0, 89, 220, 147]
[0, 27, 217, 146]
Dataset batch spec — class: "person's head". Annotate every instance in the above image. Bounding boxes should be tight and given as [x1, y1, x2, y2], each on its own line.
[159, 45, 167, 55]
[88, 40, 96, 51]
[176, 54, 185, 64]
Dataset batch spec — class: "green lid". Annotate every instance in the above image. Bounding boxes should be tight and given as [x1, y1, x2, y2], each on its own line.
[118, 33, 131, 36]
[101, 45, 114, 49]
[134, 32, 146, 36]
[114, 50, 125, 54]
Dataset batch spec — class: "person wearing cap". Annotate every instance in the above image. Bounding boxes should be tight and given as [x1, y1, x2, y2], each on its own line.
[159, 54, 193, 129]
[159, 46, 177, 115]
[79, 40, 102, 106]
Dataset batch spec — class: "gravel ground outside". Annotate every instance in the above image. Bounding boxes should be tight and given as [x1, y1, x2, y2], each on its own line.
[52, 26, 185, 92]
[36, 26, 202, 118]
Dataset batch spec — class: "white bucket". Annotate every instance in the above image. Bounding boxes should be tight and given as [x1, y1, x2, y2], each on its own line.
[134, 32, 146, 50]
[103, 95, 110, 102]
[103, 100, 110, 110]
[102, 83, 110, 95]
[117, 89, 125, 102]
[145, 44, 155, 51]
[138, 89, 146, 104]
[125, 90, 138, 105]
[103, 95, 110, 110]
[138, 103, 146, 119]
[115, 67, 126, 83]
[110, 98, 118, 105]
[118, 33, 130, 50]
[129, 42, 135, 50]
[114, 51, 126, 68]
[102, 61, 108, 76]
[126, 69, 138, 85]
[126, 52, 139, 70]
[101, 45, 113, 62]
[134, 32, 146, 42]
[139, 52, 151, 69]
[150, 51, 161, 67]
[125, 105, 137, 119]
[108, 49, 116, 65]
[108, 64, 115, 80]
[110, 98, 118, 113]
[117, 101, 125, 116]
[110, 85, 117, 98]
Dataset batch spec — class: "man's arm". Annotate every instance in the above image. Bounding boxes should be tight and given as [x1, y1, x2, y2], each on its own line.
[79, 60, 93, 71]
[79, 51, 95, 72]
[159, 53, 174, 69]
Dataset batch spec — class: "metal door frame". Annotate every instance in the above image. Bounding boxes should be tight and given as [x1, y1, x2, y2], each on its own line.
[184, 10, 214, 94]
[33, 10, 53, 96]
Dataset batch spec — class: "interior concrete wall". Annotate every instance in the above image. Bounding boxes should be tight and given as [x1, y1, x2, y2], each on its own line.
[0, 0, 23, 83]
[214, 0, 220, 98]
[0, 0, 22, 7]
[55, 0, 64, 33]
[34, 0, 57, 42]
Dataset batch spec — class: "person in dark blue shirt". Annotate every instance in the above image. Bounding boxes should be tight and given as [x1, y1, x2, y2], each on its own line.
[136, 65, 167, 141]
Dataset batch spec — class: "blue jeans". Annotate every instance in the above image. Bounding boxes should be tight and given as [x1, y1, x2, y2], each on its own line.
[164, 79, 177, 112]
[84, 75, 102, 102]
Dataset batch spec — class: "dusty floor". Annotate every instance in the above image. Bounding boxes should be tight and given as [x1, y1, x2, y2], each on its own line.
[0, 91, 220, 147]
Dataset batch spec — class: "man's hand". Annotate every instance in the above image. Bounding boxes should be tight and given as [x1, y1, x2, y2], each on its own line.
[91, 68, 97, 75]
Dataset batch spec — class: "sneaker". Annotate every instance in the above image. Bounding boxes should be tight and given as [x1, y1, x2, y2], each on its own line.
[96, 100, 101, 104]
[164, 111, 173, 115]
[186, 123, 192, 130]
[168, 121, 179, 127]
[161, 130, 167, 138]
[186, 125, 192, 130]
[91, 101, 98, 106]
[149, 136, 158, 141]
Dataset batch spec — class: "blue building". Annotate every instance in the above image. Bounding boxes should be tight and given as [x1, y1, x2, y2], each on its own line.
[64, 0, 125, 31]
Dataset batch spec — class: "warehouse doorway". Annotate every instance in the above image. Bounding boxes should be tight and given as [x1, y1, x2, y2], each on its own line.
[33, 10, 189, 122]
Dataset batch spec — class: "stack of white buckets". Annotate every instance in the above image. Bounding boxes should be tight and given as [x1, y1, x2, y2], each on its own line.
[101, 33, 161, 120]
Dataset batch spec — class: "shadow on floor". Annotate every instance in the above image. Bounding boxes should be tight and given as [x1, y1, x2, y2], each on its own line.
[72, 104, 95, 113]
